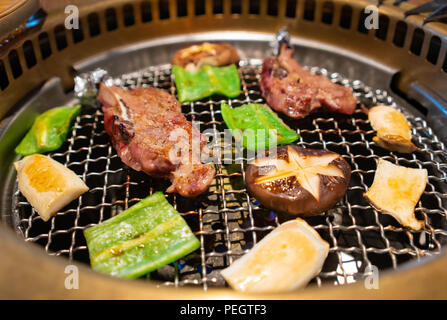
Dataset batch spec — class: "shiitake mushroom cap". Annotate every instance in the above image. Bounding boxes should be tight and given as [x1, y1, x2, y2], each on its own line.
[246, 145, 351, 216]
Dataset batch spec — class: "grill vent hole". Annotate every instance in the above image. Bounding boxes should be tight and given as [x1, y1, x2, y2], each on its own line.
[249, 0, 260, 15]
[72, 21, 84, 43]
[393, 21, 407, 48]
[427, 36, 441, 65]
[303, 0, 316, 21]
[196, 0, 206, 15]
[375, 14, 389, 40]
[443, 52, 447, 73]
[54, 25, 67, 50]
[213, 0, 223, 14]
[0, 60, 8, 90]
[105, 8, 118, 30]
[159, 0, 170, 19]
[8, 50, 22, 79]
[22, 40, 37, 68]
[357, 9, 368, 34]
[177, 0, 188, 17]
[231, 0, 242, 14]
[141, 2, 152, 22]
[267, 0, 278, 16]
[286, 0, 297, 18]
[410, 28, 424, 56]
[38, 32, 52, 59]
[88, 13, 101, 37]
[322, 1, 334, 25]
[340, 5, 352, 29]
[123, 4, 135, 26]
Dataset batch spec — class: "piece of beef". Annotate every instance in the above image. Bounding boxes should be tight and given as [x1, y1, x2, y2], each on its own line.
[172, 42, 240, 72]
[98, 83, 215, 198]
[260, 46, 357, 119]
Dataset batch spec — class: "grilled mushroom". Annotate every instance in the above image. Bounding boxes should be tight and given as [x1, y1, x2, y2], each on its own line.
[246, 145, 351, 216]
[364, 159, 427, 231]
[368, 105, 417, 153]
[14, 154, 89, 222]
[171, 42, 240, 72]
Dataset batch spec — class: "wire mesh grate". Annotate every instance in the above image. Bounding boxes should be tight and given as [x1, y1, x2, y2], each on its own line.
[13, 59, 447, 289]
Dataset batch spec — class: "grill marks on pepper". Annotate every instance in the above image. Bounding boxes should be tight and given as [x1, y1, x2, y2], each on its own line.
[91, 215, 185, 262]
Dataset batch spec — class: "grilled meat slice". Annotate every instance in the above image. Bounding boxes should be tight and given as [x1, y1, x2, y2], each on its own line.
[98, 83, 215, 197]
[172, 42, 240, 72]
[260, 45, 357, 119]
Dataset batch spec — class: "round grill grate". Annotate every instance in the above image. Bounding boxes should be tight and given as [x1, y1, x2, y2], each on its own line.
[13, 59, 447, 289]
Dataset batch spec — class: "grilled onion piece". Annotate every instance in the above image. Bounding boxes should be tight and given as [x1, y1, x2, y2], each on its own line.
[246, 145, 351, 216]
[171, 42, 240, 72]
[221, 218, 329, 293]
[364, 159, 427, 230]
[14, 154, 89, 222]
[369, 105, 417, 153]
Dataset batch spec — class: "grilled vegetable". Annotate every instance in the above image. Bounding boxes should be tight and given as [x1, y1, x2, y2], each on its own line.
[368, 105, 417, 153]
[98, 83, 215, 198]
[246, 145, 351, 216]
[221, 218, 329, 293]
[14, 154, 89, 222]
[15, 105, 81, 156]
[221, 103, 299, 150]
[83, 192, 200, 279]
[172, 64, 240, 102]
[261, 45, 357, 119]
[364, 159, 427, 231]
[172, 42, 240, 72]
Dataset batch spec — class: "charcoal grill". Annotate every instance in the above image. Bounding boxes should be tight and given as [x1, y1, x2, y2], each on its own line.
[0, 0, 447, 299]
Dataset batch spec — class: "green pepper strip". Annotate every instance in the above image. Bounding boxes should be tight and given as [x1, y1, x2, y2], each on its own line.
[221, 103, 299, 150]
[172, 64, 241, 102]
[15, 105, 81, 156]
[83, 192, 200, 279]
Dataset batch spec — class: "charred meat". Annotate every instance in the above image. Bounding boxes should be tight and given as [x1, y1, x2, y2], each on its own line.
[260, 45, 357, 119]
[98, 83, 215, 197]
[172, 42, 240, 72]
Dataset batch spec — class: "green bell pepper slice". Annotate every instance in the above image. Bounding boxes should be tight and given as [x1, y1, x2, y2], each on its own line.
[83, 192, 200, 279]
[221, 103, 299, 150]
[172, 64, 240, 102]
[15, 105, 81, 156]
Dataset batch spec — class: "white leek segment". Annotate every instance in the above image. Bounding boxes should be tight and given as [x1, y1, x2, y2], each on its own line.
[221, 218, 329, 293]
[368, 105, 417, 153]
[14, 154, 89, 221]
